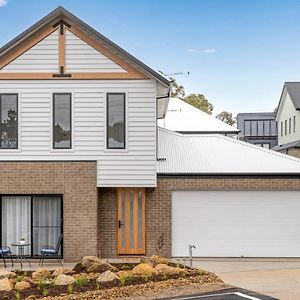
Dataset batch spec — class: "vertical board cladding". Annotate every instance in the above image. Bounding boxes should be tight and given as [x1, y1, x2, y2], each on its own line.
[0, 79, 157, 187]
[0, 30, 59, 73]
[0, 161, 98, 262]
[65, 30, 127, 73]
[278, 91, 300, 145]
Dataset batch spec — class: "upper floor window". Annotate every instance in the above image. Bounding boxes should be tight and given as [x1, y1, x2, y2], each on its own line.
[289, 118, 292, 134]
[107, 93, 125, 149]
[285, 120, 287, 136]
[53, 93, 71, 149]
[0, 94, 18, 149]
[294, 116, 296, 132]
[281, 121, 283, 137]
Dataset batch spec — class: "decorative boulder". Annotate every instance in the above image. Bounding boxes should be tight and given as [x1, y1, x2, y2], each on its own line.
[140, 255, 169, 267]
[154, 263, 184, 275]
[73, 263, 85, 273]
[0, 270, 16, 279]
[32, 269, 51, 282]
[132, 263, 155, 276]
[52, 267, 74, 277]
[96, 270, 119, 284]
[15, 281, 30, 290]
[82, 256, 117, 273]
[0, 277, 13, 291]
[117, 270, 134, 278]
[55, 274, 75, 286]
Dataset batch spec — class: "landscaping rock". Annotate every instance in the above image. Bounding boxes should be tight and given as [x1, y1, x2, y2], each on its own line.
[140, 255, 169, 267]
[25, 296, 37, 300]
[96, 270, 120, 284]
[55, 274, 75, 286]
[15, 281, 30, 290]
[73, 262, 85, 273]
[82, 256, 117, 273]
[155, 263, 184, 275]
[31, 268, 51, 282]
[132, 263, 155, 276]
[52, 267, 74, 277]
[0, 277, 13, 291]
[0, 270, 16, 279]
[117, 270, 134, 278]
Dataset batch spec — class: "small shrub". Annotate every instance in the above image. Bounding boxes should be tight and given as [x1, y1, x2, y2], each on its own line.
[162, 274, 168, 280]
[75, 275, 89, 286]
[14, 291, 21, 300]
[67, 284, 74, 294]
[120, 263, 131, 270]
[43, 289, 49, 297]
[16, 275, 25, 282]
[96, 282, 100, 290]
[143, 275, 152, 282]
[119, 276, 127, 285]
[37, 279, 47, 290]
[179, 271, 186, 278]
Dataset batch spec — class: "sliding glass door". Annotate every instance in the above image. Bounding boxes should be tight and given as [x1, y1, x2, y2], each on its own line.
[1, 195, 62, 257]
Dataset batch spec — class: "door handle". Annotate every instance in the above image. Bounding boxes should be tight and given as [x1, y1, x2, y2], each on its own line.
[118, 220, 122, 228]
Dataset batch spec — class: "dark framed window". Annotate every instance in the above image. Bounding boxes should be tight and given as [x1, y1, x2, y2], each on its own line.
[0, 195, 63, 258]
[107, 93, 126, 149]
[285, 120, 287, 135]
[0, 94, 18, 149]
[289, 118, 292, 134]
[294, 116, 296, 132]
[53, 93, 71, 149]
[281, 121, 283, 136]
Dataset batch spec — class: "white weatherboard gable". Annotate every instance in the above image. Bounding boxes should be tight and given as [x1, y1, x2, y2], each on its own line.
[65, 30, 127, 73]
[158, 127, 300, 174]
[0, 30, 59, 73]
[277, 90, 300, 145]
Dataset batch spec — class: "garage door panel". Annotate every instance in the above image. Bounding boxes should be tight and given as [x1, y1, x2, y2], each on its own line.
[172, 191, 300, 257]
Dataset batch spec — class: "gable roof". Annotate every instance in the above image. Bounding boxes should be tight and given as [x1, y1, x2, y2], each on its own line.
[157, 127, 300, 174]
[0, 6, 171, 86]
[276, 82, 300, 120]
[157, 97, 239, 134]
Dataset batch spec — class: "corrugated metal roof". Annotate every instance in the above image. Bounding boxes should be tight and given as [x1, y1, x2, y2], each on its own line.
[157, 98, 239, 133]
[157, 128, 300, 174]
[273, 139, 300, 151]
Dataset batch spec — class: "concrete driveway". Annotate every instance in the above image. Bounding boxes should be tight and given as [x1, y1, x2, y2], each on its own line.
[191, 258, 300, 300]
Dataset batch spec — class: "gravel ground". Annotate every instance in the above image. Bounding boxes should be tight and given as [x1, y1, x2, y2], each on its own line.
[44, 273, 227, 300]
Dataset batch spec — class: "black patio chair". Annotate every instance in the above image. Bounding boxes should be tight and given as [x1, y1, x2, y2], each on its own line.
[39, 235, 63, 267]
[0, 246, 13, 268]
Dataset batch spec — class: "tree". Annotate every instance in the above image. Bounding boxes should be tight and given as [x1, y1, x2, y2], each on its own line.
[171, 78, 185, 99]
[184, 93, 214, 114]
[216, 111, 236, 125]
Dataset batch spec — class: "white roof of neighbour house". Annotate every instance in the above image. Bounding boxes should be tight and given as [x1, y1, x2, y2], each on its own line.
[157, 128, 300, 174]
[157, 97, 239, 134]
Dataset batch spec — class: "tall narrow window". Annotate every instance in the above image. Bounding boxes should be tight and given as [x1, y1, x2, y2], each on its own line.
[285, 120, 287, 135]
[107, 93, 125, 149]
[294, 116, 296, 132]
[53, 93, 71, 149]
[0, 94, 18, 149]
[289, 118, 292, 134]
[281, 121, 283, 136]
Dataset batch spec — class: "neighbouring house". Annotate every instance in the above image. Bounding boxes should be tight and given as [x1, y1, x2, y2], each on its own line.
[237, 112, 277, 148]
[158, 97, 240, 136]
[273, 82, 300, 157]
[0, 7, 300, 261]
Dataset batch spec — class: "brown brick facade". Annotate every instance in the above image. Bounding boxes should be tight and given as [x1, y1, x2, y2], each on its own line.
[0, 161, 98, 262]
[98, 176, 300, 258]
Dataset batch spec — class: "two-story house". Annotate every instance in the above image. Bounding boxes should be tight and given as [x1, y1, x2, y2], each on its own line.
[237, 112, 277, 148]
[273, 82, 300, 157]
[1, 7, 300, 261]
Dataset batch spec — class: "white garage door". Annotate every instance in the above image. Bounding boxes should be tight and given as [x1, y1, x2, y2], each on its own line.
[172, 191, 300, 257]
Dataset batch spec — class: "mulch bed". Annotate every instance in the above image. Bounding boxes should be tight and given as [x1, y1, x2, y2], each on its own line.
[0, 263, 222, 299]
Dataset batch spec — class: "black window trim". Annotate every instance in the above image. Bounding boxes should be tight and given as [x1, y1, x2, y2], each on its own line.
[106, 92, 126, 150]
[0, 93, 18, 150]
[53, 93, 72, 150]
[0, 194, 63, 259]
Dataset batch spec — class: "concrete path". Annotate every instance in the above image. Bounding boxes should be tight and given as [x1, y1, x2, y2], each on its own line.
[191, 258, 300, 300]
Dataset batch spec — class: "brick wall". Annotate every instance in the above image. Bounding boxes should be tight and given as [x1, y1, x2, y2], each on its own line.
[0, 161, 97, 262]
[98, 176, 300, 258]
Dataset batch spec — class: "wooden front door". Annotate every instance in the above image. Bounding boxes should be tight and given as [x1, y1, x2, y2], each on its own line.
[117, 188, 146, 255]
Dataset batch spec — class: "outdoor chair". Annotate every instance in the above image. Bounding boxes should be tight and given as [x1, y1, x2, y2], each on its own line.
[39, 235, 63, 267]
[0, 246, 13, 268]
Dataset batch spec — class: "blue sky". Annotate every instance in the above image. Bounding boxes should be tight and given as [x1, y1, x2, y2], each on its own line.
[0, 0, 300, 116]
